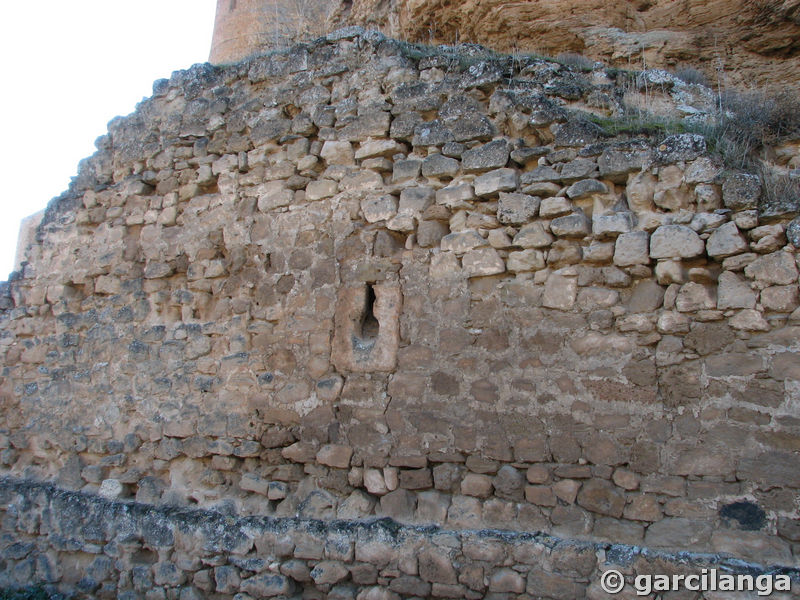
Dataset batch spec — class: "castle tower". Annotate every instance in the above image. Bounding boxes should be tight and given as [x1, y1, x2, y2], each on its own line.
[209, 0, 338, 64]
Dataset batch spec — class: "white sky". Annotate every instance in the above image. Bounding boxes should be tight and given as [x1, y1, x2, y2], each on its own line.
[0, 1, 218, 279]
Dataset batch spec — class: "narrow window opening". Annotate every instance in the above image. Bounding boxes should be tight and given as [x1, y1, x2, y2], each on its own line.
[360, 284, 380, 341]
[229, 0, 237, 12]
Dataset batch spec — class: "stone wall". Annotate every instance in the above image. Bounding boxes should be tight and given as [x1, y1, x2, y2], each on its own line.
[1, 28, 800, 595]
[1, 478, 796, 598]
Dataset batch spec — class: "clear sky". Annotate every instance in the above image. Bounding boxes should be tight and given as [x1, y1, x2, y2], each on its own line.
[0, 1, 218, 280]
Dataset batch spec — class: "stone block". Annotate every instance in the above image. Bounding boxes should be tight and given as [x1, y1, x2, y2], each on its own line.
[507, 249, 545, 272]
[576, 479, 625, 517]
[317, 444, 353, 469]
[542, 273, 577, 310]
[462, 140, 509, 172]
[717, 271, 757, 309]
[462, 248, 505, 277]
[513, 222, 554, 248]
[744, 251, 798, 285]
[566, 178, 607, 199]
[644, 518, 712, 549]
[650, 225, 705, 259]
[706, 221, 748, 258]
[497, 192, 539, 224]
[418, 548, 457, 585]
[550, 212, 591, 237]
[421, 154, 460, 178]
[761, 285, 799, 312]
[461, 473, 493, 498]
[320, 141, 355, 165]
[539, 196, 573, 218]
[474, 168, 519, 197]
[592, 212, 633, 237]
[614, 231, 650, 266]
[436, 183, 475, 208]
[306, 179, 338, 201]
[723, 172, 761, 210]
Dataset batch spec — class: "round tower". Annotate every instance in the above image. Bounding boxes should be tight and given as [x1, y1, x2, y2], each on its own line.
[209, 0, 272, 64]
[209, 0, 338, 64]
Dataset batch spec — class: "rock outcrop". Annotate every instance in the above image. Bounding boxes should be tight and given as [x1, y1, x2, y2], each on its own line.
[211, 1, 800, 88]
[334, 0, 800, 88]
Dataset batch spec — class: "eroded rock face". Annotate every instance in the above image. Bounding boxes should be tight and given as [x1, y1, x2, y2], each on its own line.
[332, 0, 800, 88]
[212, 0, 800, 86]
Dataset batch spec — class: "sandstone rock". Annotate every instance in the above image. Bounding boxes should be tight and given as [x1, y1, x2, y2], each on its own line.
[525, 485, 557, 507]
[550, 212, 591, 238]
[497, 192, 539, 224]
[645, 518, 712, 549]
[316, 444, 353, 469]
[685, 157, 723, 184]
[521, 165, 560, 185]
[554, 120, 606, 147]
[542, 273, 577, 310]
[689, 211, 727, 233]
[362, 195, 398, 223]
[310, 561, 349, 585]
[241, 574, 296, 597]
[392, 158, 422, 182]
[417, 220, 450, 248]
[787, 216, 800, 247]
[507, 249, 546, 272]
[675, 282, 717, 312]
[560, 158, 598, 182]
[730, 309, 770, 331]
[513, 222, 553, 248]
[583, 241, 614, 263]
[654, 133, 706, 164]
[380, 489, 416, 520]
[626, 171, 656, 213]
[614, 231, 650, 266]
[488, 568, 525, 594]
[576, 479, 625, 517]
[398, 186, 435, 217]
[706, 221, 748, 258]
[418, 548, 458, 584]
[355, 139, 404, 160]
[436, 183, 475, 208]
[761, 285, 799, 312]
[592, 212, 633, 237]
[650, 225, 704, 259]
[461, 473, 493, 498]
[421, 154, 460, 178]
[566, 178, 607, 199]
[462, 140, 509, 172]
[321, 141, 355, 165]
[474, 168, 518, 197]
[744, 251, 799, 285]
[98, 478, 124, 499]
[539, 196, 573, 218]
[717, 271, 756, 309]
[599, 148, 650, 181]
[462, 248, 506, 277]
[364, 469, 388, 495]
[723, 172, 762, 210]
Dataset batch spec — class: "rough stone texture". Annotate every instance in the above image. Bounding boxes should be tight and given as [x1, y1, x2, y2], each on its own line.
[4, 30, 800, 598]
[1, 478, 792, 600]
[212, 0, 800, 90]
[650, 225, 705, 259]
